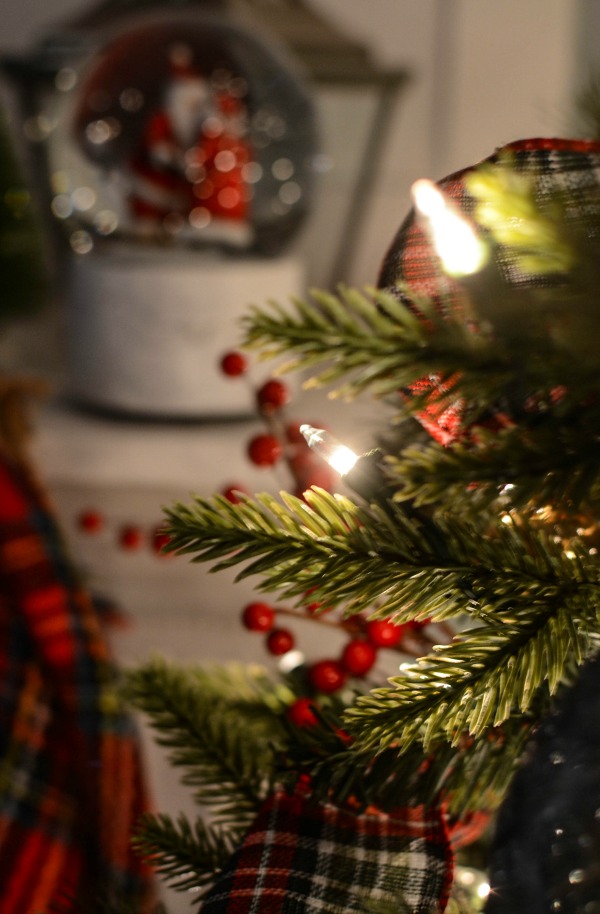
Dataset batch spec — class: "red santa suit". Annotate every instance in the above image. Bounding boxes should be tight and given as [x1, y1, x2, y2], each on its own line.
[128, 61, 253, 247]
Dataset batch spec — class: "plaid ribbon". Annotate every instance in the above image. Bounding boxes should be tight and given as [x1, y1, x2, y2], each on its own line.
[0, 454, 155, 913]
[200, 786, 453, 914]
[378, 137, 600, 444]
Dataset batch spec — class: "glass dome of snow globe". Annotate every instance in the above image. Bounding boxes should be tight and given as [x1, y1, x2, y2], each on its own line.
[10, 2, 318, 258]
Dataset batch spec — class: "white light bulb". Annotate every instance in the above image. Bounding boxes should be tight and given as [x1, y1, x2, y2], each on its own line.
[300, 424, 359, 476]
[411, 178, 488, 277]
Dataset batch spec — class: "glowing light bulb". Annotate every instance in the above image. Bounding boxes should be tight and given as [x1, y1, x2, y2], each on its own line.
[411, 178, 488, 277]
[300, 425, 359, 476]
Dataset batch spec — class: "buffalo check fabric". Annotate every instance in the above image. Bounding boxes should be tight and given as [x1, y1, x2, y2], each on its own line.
[0, 454, 156, 913]
[200, 787, 453, 914]
[378, 137, 600, 445]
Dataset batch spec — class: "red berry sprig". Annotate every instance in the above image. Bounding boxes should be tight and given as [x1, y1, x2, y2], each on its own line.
[220, 351, 248, 377]
[239, 591, 446, 700]
[218, 350, 336, 496]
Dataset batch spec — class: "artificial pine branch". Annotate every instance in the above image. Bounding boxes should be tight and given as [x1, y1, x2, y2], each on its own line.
[243, 285, 516, 409]
[165, 487, 600, 625]
[345, 595, 597, 754]
[384, 416, 600, 516]
[124, 659, 288, 829]
[132, 812, 235, 895]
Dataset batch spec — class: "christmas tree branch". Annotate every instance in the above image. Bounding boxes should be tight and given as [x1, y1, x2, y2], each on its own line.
[132, 812, 235, 895]
[385, 413, 600, 514]
[124, 659, 287, 829]
[345, 592, 599, 755]
[243, 284, 600, 408]
[164, 488, 600, 625]
[243, 286, 516, 408]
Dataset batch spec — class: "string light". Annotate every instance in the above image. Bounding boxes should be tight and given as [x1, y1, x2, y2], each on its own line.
[411, 178, 488, 277]
[299, 425, 359, 476]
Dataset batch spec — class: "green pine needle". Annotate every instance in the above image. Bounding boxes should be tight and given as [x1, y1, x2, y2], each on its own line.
[133, 812, 236, 894]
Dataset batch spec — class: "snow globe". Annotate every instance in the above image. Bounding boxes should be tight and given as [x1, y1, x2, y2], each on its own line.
[4, 1, 317, 416]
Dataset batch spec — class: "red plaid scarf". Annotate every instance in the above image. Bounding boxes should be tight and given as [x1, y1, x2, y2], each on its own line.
[0, 453, 156, 913]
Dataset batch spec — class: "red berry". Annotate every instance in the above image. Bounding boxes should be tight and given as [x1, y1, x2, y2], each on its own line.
[78, 509, 104, 533]
[309, 659, 347, 694]
[221, 483, 250, 504]
[257, 379, 290, 413]
[247, 434, 283, 467]
[242, 601, 276, 632]
[288, 449, 317, 478]
[152, 526, 172, 555]
[220, 351, 248, 377]
[297, 465, 336, 493]
[119, 525, 144, 550]
[340, 639, 378, 676]
[287, 697, 318, 728]
[266, 628, 295, 656]
[365, 619, 405, 648]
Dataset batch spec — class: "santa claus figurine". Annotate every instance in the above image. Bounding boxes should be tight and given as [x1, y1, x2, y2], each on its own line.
[128, 43, 253, 248]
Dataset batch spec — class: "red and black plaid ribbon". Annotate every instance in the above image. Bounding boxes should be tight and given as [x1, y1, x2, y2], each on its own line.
[200, 786, 453, 914]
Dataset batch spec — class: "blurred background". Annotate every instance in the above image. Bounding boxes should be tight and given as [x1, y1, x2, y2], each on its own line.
[1, 1, 599, 909]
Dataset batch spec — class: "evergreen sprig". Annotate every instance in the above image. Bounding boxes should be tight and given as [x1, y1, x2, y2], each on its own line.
[345, 595, 599, 755]
[385, 412, 600, 514]
[132, 812, 235, 894]
[124, 659, 287, 830]
[165, 487, 600, 625]
[243, 285, 516, 410]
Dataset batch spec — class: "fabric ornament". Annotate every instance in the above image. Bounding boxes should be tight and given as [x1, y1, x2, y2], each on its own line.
[378, 137, 600, 445]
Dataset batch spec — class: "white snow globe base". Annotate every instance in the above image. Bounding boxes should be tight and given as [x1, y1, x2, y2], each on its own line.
[66, 247, 303, 419]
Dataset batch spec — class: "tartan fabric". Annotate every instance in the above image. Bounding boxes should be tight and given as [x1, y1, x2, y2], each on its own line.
[0, 453, 156, 913]
[200, 786, 453, 914]
[378, 137, 600, 444]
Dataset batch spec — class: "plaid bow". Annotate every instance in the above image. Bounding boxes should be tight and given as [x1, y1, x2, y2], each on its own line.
[0, 453, 155, 913]
[200, 785, 453, 914]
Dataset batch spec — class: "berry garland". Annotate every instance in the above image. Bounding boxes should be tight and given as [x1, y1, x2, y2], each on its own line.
[219, 349, 455, 710]
[77, 508, 173, 556]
